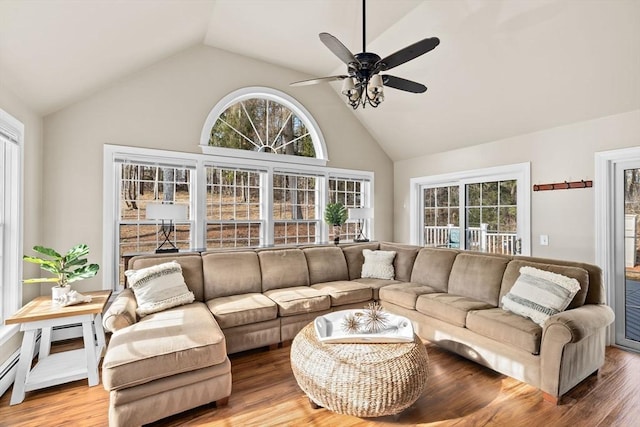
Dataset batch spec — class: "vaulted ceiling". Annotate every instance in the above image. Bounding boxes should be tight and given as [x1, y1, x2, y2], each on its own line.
[1, 0, 638, 161]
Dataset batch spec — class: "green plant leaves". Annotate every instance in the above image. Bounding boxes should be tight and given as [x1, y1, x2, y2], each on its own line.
[324, 203, 348, 226]
[23, 244, 99, 286]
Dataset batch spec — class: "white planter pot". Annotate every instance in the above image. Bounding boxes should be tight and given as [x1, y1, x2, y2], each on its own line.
[51, 286, 71, 304]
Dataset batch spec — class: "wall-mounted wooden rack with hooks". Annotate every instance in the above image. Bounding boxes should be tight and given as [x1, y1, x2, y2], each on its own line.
[533, 180, 593, 192]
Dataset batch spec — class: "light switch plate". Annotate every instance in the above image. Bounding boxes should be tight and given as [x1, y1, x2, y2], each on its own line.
[540, 235, 549, 246]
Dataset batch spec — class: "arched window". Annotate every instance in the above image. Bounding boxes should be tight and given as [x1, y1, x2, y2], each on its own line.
[200, 87, 328, 166]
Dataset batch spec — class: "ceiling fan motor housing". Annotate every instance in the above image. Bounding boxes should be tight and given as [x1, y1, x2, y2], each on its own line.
[351, 52, 383, 80]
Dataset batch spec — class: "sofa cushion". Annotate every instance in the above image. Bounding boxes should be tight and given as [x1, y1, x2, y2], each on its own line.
[501, 266, 581, 326]
[361, 249, 396, 280]
[410, 248, 458, 292]
[202, 251, 262, 300]
[102, 302, 226, 391]
[500, 260, 589, 310]
[126, 261, 195, 317]
[342, 243, 380, 280]
[352, 277, 400, 300]
[448, 253, 511, 306]
[258, 249, 310, 291]
[379, 243, 420, 282]
[264, 286, 331, 316]
[206, 293, 277, 329]
[310, 280, 372, 306]
[416, 293, 494, 327]
[466, 308, 542, 354]
[303, 246, 349, 284]
[130, 253, 204, 302]
[379, 282, 439, 310]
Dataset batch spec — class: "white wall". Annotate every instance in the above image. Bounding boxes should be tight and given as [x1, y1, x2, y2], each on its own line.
[394, 109, 640, 264]
[0, 83, 43, 368]
[43, 45, 395, 291]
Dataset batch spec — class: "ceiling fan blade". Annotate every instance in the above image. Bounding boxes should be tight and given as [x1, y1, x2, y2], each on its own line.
[319, 32, 359, 67]
[377, 37, 440, 72]
[382, 75, 427, 93]
[290, 75, 348, 87]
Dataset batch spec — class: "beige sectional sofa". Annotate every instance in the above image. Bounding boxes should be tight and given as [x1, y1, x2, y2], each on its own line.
[101, 242, 614, 426]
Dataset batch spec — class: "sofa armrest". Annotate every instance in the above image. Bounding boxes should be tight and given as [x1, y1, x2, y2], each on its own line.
[542, 304, 614, 344]
[102, 288, 138, 333]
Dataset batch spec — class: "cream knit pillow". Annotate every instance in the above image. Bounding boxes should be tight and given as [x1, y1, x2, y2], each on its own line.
[361, 249, 397, 280]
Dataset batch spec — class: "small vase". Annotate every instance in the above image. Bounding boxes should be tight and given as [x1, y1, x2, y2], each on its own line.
[51, 285, 71, 304]
[333, 225, 342, 245]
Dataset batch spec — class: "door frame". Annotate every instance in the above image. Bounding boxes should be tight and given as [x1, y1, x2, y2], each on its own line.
[595, 147, 640, 349]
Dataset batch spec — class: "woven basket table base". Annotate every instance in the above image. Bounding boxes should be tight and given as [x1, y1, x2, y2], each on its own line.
[290, 323, 429, 417]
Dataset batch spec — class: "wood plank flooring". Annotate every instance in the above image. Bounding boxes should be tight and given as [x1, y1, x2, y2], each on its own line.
[1, 338, 639, 427]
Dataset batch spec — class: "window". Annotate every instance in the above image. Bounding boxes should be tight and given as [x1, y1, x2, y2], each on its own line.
[209, 98, 315, 158]
[116, 159, 194, 284]
[103, 88, 372, 289]
[200, 87, 328, 167]
[422, 185, 460, 247]
[329, 177, 370, 242]
[205, 166, 263, 248]
[0, 109, 23, 340]
[273, 172, 319, 244]
[410, 163, 530, 256]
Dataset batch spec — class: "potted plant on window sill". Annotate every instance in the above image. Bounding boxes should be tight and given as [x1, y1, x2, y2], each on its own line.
[23, 244, 100, 301]
[324, 203, 348, 245]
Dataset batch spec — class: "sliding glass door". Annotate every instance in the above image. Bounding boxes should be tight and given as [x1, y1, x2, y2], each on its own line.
[614, 161, 640, 351]
[416, 163, 530, 256]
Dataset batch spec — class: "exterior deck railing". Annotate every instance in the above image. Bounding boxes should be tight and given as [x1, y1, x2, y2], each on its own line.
[424, 224, 518, 255]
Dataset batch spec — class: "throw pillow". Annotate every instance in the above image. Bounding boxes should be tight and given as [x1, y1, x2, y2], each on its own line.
[361, 249, 397, 280]
[126, 261, 195, 317]
[501, 266, 581, 326]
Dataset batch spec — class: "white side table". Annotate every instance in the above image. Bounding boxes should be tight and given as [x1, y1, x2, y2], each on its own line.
[5, 290, 111, 405]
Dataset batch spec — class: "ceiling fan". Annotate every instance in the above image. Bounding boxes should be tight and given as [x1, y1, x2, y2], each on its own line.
[291, 0, 440, 109]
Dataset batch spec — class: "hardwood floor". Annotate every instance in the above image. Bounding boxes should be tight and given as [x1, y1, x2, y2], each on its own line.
[1, 338, 639, 427]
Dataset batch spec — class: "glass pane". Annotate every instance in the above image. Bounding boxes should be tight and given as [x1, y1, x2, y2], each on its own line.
[436, 187, 448, 207]
[482, 207, 498, 231]
[624, 169, 640, 343]
[467, 207, 481, 228]
[482, 182, 498, 206]
[467, 183, 481, 206]
[208, 98, 315, 158]
[424, 188, 435, 208]
[499, 207, 517, 233]
[500, 180, 517, 205]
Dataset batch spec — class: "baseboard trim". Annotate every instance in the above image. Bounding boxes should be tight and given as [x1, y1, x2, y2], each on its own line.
[0, 349, 20, 398]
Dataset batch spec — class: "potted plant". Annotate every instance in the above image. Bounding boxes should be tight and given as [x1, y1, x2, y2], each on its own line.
[324, 203, 348, 245]
[23, 244, 100, 300]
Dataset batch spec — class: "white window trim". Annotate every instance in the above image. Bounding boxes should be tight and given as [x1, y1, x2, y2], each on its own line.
[0, 109, 24, 344]
[103, 144, 373, 291]
[409, 162, 531, 254]
[199, 87, 329, 167]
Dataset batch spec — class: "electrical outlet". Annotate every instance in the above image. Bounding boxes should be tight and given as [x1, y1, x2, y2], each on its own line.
[540, 235, 549, 246]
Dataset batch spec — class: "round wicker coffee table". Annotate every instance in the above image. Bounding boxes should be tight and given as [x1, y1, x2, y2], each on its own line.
[290, 322, 429, 417]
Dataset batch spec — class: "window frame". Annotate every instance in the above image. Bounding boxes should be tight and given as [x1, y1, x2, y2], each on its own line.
[0, 109, 24, 344]
[103, 144, 373, 290]
[409, 163, 531, 255]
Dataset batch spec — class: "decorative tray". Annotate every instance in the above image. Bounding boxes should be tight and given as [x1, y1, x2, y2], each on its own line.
[314, 309, 414, 344]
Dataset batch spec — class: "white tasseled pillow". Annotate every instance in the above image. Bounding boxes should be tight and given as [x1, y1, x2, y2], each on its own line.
[125, 261, 195, 317]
